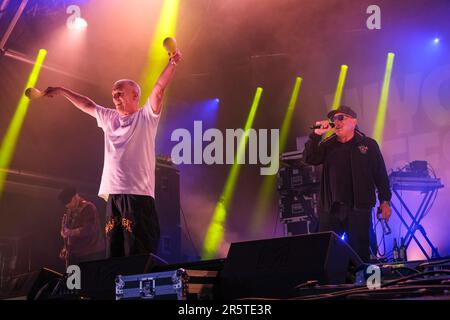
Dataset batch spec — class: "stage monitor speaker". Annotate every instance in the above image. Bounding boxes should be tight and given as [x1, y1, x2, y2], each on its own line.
[219, 231, 363, 299]
[0, 268, 62, 300]
[151, 258, 226, 273]
[79, 253, 167, 299]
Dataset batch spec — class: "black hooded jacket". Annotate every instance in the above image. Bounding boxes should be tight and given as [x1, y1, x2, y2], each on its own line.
[303, 130, 392, 212]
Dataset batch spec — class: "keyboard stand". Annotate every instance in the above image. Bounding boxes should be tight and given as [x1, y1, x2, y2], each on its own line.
[390, 182, 442, 259]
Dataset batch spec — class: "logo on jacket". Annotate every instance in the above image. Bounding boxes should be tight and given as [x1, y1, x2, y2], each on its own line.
[358, 145, 368, 154]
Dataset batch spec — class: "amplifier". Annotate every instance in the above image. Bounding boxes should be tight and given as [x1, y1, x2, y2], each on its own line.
[283, 217, 311, 236]
[277, 166, 320, 192]
[278, 193, 318, 220]
[155, 158, 181, 263]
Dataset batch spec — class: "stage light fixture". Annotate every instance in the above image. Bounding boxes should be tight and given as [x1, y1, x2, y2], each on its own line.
[73, 17, 88, 30]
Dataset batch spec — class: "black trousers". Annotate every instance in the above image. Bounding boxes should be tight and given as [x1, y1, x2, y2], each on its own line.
[105, 194, 160, 258]
[319, 202, 371, 262]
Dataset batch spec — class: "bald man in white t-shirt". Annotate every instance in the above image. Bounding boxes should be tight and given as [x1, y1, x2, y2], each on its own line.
[44, 50, 182, 258]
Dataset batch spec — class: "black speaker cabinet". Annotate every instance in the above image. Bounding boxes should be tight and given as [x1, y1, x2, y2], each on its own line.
[155, 160, 181, 263]
[0, 268, 62, 300]
[219, 232, 363, 299]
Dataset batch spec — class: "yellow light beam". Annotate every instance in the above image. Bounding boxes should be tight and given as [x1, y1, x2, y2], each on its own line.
[139, 0, 180, 105]
[202, 87, 263, 259]
[250, 77, 302, 234]
[325, 64, 348, 138]
[0, 49, 47, 196]
[332, 65, 348, 108]
[373, 52, 395, 145]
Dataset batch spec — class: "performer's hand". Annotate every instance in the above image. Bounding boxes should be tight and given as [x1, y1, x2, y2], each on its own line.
[380, 202, 392, 221]
[59, 248, 68, 261]
[169, 49, 182, 66]
[61, 227, 73, 238]
[43, 86, 62, 98]
[314, 120, 333, 135]
[62, 227, 80, 238]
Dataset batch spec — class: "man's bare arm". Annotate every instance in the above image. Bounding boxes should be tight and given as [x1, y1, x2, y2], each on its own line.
[44, 87, 97, 117]
[149, 50, 182, 115]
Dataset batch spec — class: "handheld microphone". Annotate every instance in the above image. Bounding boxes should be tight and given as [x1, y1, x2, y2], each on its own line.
[382, 219, 391, 235]
[310, 122, 335, 130]
[377, 207, 391, 235]
[163, 37, 177, 56]
[25, 87, 44, 100]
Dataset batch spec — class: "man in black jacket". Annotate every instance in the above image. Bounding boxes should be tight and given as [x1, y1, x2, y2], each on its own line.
[304, 105, 392, 262]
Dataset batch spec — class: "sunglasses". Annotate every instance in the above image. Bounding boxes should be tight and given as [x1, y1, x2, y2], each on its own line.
[330, 114, 352, 122]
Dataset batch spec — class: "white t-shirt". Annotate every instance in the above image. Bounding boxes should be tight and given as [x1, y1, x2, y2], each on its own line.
[94, 100, 160, 200]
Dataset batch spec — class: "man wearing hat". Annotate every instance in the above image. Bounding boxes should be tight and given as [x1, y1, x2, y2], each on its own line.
[58, 187, 105, 266]
[303, 105, 392, 262]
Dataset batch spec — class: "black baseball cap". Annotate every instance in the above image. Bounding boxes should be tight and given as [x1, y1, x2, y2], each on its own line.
[327, 105, 357, 120]
[58, 187, 77, 205]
